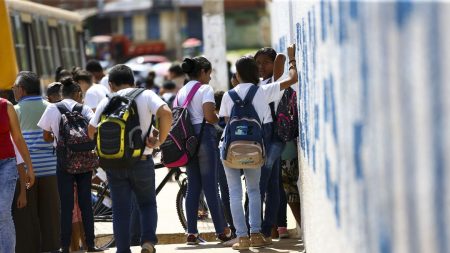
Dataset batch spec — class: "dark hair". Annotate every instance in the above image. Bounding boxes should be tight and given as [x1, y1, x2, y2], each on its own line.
[60, 77, 81, 98]
[108, 64, 134, 86]
[16, 71, 41, 95]
[235, 56, 259, 85]
[46, 82, 62, 96]
[214, 91, 224, 111]
[85, 60, 103, 73]
[168, 64, 184, 77]
[254, 47, 277, 62]
[181, 56, 211, 80]
[55, 67, 71, 82]
[73, 69, 93, 85]
[162, 81, 176, 90]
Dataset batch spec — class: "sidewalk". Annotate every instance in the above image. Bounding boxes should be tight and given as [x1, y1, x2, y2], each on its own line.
[103, 238, 304, 253]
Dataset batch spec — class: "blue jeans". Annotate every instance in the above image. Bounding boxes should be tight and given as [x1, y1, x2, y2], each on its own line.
[0, 158, 18, 253]
[260, 123, 285, 237]
[223, 165, 262, 238]
[56, 168, 94, 248]
[106, 158, 157, 253]
[186, 123, 226, 234]
[217, 152, 235, 233]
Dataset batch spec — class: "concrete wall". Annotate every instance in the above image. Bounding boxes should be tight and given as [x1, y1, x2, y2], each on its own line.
[270, 1, 450, 253]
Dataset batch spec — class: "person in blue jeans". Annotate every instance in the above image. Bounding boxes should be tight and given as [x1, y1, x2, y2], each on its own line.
[177, 57, 232, 244]
[255, 47, 290, 242]
[219, 46, 298, 250]
[89, 64, 173, 253]
[38, 77, 101, 253]
[0, 97, 35, 253]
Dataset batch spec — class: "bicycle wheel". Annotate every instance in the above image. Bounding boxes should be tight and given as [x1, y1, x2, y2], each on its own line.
[91, 184, 115, 249]
[176, 181, 217, 234]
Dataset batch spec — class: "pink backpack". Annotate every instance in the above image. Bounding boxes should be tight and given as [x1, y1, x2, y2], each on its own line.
[160, 83, 202, 168]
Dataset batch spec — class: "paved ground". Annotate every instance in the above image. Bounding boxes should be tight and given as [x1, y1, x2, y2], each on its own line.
[91, 157, 302, 252]
[104, 238, 304, 252]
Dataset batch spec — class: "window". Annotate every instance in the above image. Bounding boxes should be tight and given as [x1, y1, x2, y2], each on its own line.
[10, 14, 29, 71]
[49, 26, 62, 69]
[58, 23, 73, 68]
[32, 17, 53, 76]
[147, 13, 160, 40]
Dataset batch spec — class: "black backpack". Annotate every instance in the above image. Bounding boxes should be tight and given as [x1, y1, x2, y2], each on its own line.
[274, 87, 299, 142]
[56, 103, 98, 174]
[96, 88, 149, 169]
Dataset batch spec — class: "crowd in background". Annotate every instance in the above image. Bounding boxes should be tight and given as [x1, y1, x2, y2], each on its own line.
[0, 45, 301, 253]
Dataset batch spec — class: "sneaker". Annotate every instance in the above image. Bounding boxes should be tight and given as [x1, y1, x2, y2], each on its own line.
[141, 242, 155, 253]
[223, 237, 239, 247]
[277, 227, 289, 238]
[87, 246, 104, 252]
[186, 234, 200, 245]
[264, 236, 273, 246]
[217, 227, 234, 242]
[232, 237, 250, 250]
[250, 233, 266, 248]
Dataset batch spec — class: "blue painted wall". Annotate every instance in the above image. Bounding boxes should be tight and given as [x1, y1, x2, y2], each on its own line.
[270, 1, 450, 253]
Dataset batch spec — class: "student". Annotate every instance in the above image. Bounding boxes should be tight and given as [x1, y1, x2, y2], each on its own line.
[55, 66, 72, 82]
[85, 59, 105, 84]
[219, 44, 298, 250]
[0, 97, 34, 253]
[254, 47, 291, 243]
[167, 63, 186, 92]
[160, 80, 177, 109]
[47, 82, 63, 103]
[37, 77, 101, 253]
[73, 69, 109, 112]
[88, 64, 173, 253]
[178, 57, 232, 244]
[12, 71, 61, 253]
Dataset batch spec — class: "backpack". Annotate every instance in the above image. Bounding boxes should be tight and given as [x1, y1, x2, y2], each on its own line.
[56, 103, 98, 174]
[96, 88, 149, 169]
[222, 85, 265, 169]
[160, 82, 202, 168]
[275, 87, 299, 142]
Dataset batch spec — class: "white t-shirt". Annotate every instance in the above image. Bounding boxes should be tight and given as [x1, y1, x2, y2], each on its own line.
[175, 80, 215, 125]
[89, 88, 166, 155]
[219, 82, 281, 124]
[37, 99, 94, 146]
[12, 136, 24, 165]
[84, 84, 110, 110]
[100, 75, 110, 93]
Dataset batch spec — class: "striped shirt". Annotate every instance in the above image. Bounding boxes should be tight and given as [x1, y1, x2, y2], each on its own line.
[15, 96, 56, 177]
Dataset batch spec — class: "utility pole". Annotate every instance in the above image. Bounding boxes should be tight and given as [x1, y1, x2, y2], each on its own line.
[174, 0, 182, 60]
[202, 0, 227, 91]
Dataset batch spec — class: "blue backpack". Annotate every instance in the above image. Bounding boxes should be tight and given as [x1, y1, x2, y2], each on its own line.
[222, 85, 265, 169]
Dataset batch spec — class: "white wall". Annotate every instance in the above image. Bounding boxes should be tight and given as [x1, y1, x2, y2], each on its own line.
[270, 1, 450, 253]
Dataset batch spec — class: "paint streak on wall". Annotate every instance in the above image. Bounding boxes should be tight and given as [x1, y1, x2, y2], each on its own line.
[270, 1, 450, 253]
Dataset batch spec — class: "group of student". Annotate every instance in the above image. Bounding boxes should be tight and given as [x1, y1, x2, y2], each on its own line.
[0, 43, 300, 253]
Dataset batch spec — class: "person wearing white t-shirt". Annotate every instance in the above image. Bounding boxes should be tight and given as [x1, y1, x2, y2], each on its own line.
[219, 44, 298, 250]
[37, 77, 101, 253]
[176, 57, 232, 245]
[88, 64, 172, 253]
[73, 70, 109, 112]
[254, 47, 294, 241]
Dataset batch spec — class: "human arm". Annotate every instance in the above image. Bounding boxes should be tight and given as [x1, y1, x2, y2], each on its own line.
[16, 163, 27, 208]
[203, 102, 219, 124]
[7, 102, 35, 187]
[273, 53, 286, 81]
[146, 104, 173, 148]
[43, 130, 54, 143]
[278, 44, 298, 90]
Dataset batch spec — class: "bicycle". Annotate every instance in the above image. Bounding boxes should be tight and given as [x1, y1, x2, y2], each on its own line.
[91, 162, 218, 249]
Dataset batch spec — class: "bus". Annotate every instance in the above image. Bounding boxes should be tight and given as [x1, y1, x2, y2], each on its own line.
[0, 0, 85, 98]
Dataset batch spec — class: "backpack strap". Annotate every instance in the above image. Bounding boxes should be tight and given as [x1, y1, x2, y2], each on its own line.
[243, 85, 259, 105]
[73, 103, 83, 114]
[125, 88, 146, 100]
[228, 90, 244, 107]
[55, 102, 70, 115]
[173, 82, 202, 108]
